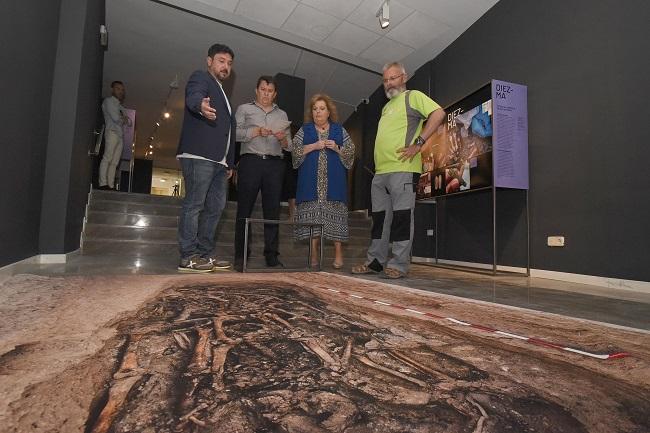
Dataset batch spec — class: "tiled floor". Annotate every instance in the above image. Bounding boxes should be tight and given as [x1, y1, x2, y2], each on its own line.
[3, 253, 649, 331]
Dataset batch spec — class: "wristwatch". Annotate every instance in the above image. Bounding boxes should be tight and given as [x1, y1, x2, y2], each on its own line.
[414, 135, 425, 147]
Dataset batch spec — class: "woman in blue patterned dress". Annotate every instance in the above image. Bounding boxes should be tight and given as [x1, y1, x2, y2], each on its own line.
[290, 94, 355, 268]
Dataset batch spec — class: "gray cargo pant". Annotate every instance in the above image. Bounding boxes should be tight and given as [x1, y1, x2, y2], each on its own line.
[365, 172, 417, 274]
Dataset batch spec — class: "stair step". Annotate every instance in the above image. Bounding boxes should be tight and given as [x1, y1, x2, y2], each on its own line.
[89, 199, 181, 216]
[86, 210, 370, 230]
[91, 190, 370, 217]
[86, 210, 179, 227]
[82, 238, 177, 256]
[82, 238, 368, 258]
[82, 189, 372, 258]
[84, 224, 177, 242]
[92, 189, 183, 206]
[83, 223, 370, 245]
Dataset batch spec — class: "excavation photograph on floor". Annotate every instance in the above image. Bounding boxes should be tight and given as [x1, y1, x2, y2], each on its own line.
[1, 273, 648, 433]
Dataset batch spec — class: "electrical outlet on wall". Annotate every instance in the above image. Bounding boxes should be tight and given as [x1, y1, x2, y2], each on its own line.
[547, 236, 565, 247]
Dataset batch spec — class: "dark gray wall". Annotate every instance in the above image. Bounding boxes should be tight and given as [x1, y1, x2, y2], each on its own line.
[0, 0, 104, 267]
[0, 0, 62, 266]
[39, 0, 105, 254]
[274, 73, 305, 133]
[343, 107, 367, 211]
[343, 85, 388, 212]
[65, 0, 106, 251]
[429, 0, 650, 280]
[351, 0, 650, 281]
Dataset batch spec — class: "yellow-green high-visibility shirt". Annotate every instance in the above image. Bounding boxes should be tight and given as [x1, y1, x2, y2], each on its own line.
[374, 90, 441, 174]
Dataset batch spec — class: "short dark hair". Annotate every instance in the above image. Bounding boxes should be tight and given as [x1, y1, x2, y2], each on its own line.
[111, 81, 124, 88]
[208, 43, 234, 60]
[256, 75, 275, 89]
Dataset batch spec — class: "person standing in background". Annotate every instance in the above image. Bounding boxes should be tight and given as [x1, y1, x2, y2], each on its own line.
[99, 81, 130, 190]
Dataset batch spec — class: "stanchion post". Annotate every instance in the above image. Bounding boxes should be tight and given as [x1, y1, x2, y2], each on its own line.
[243, 218, 249, 273]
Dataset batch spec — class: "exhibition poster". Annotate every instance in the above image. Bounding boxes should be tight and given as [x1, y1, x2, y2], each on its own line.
[416, 80, 528, 200]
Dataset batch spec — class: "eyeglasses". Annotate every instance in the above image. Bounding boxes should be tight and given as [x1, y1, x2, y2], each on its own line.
[382, 73, 404, 84]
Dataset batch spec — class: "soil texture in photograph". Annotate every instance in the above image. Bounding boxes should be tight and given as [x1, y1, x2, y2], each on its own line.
[1, 273, 649, 433]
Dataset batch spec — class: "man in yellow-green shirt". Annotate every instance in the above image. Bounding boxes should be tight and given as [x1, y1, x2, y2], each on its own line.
[352, 62, 445, 279]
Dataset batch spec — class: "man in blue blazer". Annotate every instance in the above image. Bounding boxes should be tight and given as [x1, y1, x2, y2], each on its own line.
[176, 43, 236, 272]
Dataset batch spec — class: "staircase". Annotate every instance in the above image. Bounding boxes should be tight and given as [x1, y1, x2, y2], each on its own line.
[81, 189, 371, 269]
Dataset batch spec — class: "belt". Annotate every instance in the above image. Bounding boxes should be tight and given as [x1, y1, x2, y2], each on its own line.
[245, 153, 283, 160]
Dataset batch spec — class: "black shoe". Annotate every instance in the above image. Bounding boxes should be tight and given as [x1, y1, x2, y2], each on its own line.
[265, 256, 284, 268]
[97, 185, 112, 190]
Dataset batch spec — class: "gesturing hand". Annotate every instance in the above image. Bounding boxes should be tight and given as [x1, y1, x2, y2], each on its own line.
[324, 140, 339, 153]
[258, 127, 272, 137]
[201, 97, 217, 120]
[397, 144, 422, 162]
[311, 140, 326, 152]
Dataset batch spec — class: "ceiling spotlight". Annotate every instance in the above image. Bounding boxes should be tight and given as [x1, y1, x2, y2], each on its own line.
[155, 121, 160, 126]
[149, 144, 153, 149]
[377, 0, 390, 29]
[163, 111, 171, 119]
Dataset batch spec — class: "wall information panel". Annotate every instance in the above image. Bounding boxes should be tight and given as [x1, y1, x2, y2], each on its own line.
[417, 80, 528, 199]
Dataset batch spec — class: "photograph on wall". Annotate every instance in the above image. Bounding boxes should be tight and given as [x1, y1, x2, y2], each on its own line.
[417, 84, 493, 200]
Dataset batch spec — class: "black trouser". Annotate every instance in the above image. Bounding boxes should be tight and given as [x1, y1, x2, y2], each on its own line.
[234, 154, 285, 264]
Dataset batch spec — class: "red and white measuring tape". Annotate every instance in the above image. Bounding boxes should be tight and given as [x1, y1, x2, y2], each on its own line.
[319, 286, 630, 360]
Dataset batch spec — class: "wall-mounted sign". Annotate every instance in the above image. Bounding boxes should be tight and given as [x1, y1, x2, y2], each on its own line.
[492, 80, 528, 189]
[417, 80, 528, 200]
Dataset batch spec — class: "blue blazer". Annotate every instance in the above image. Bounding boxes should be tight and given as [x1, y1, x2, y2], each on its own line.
[176, 70, 235, 167]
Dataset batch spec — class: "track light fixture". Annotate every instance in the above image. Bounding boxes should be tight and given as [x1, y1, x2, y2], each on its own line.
[377, 0, 390, 29]
[169, 74, 179, 90]
[145, 74, 179, 159]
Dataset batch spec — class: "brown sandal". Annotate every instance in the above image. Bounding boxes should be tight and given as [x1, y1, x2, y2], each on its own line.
[351, 264, 379, 274]
[382, 267, 405, 279]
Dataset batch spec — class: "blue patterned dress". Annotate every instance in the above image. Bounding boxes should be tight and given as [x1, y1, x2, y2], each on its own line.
[290, 126, 355, 241]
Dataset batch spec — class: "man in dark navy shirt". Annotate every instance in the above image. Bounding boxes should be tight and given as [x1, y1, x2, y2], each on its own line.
[176, 43, 236, 272]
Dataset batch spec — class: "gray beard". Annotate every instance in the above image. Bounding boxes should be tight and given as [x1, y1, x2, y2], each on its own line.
[385, 87, 404, 99]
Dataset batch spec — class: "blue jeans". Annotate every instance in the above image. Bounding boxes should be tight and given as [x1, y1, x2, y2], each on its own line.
[178, 158, 228, 259]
